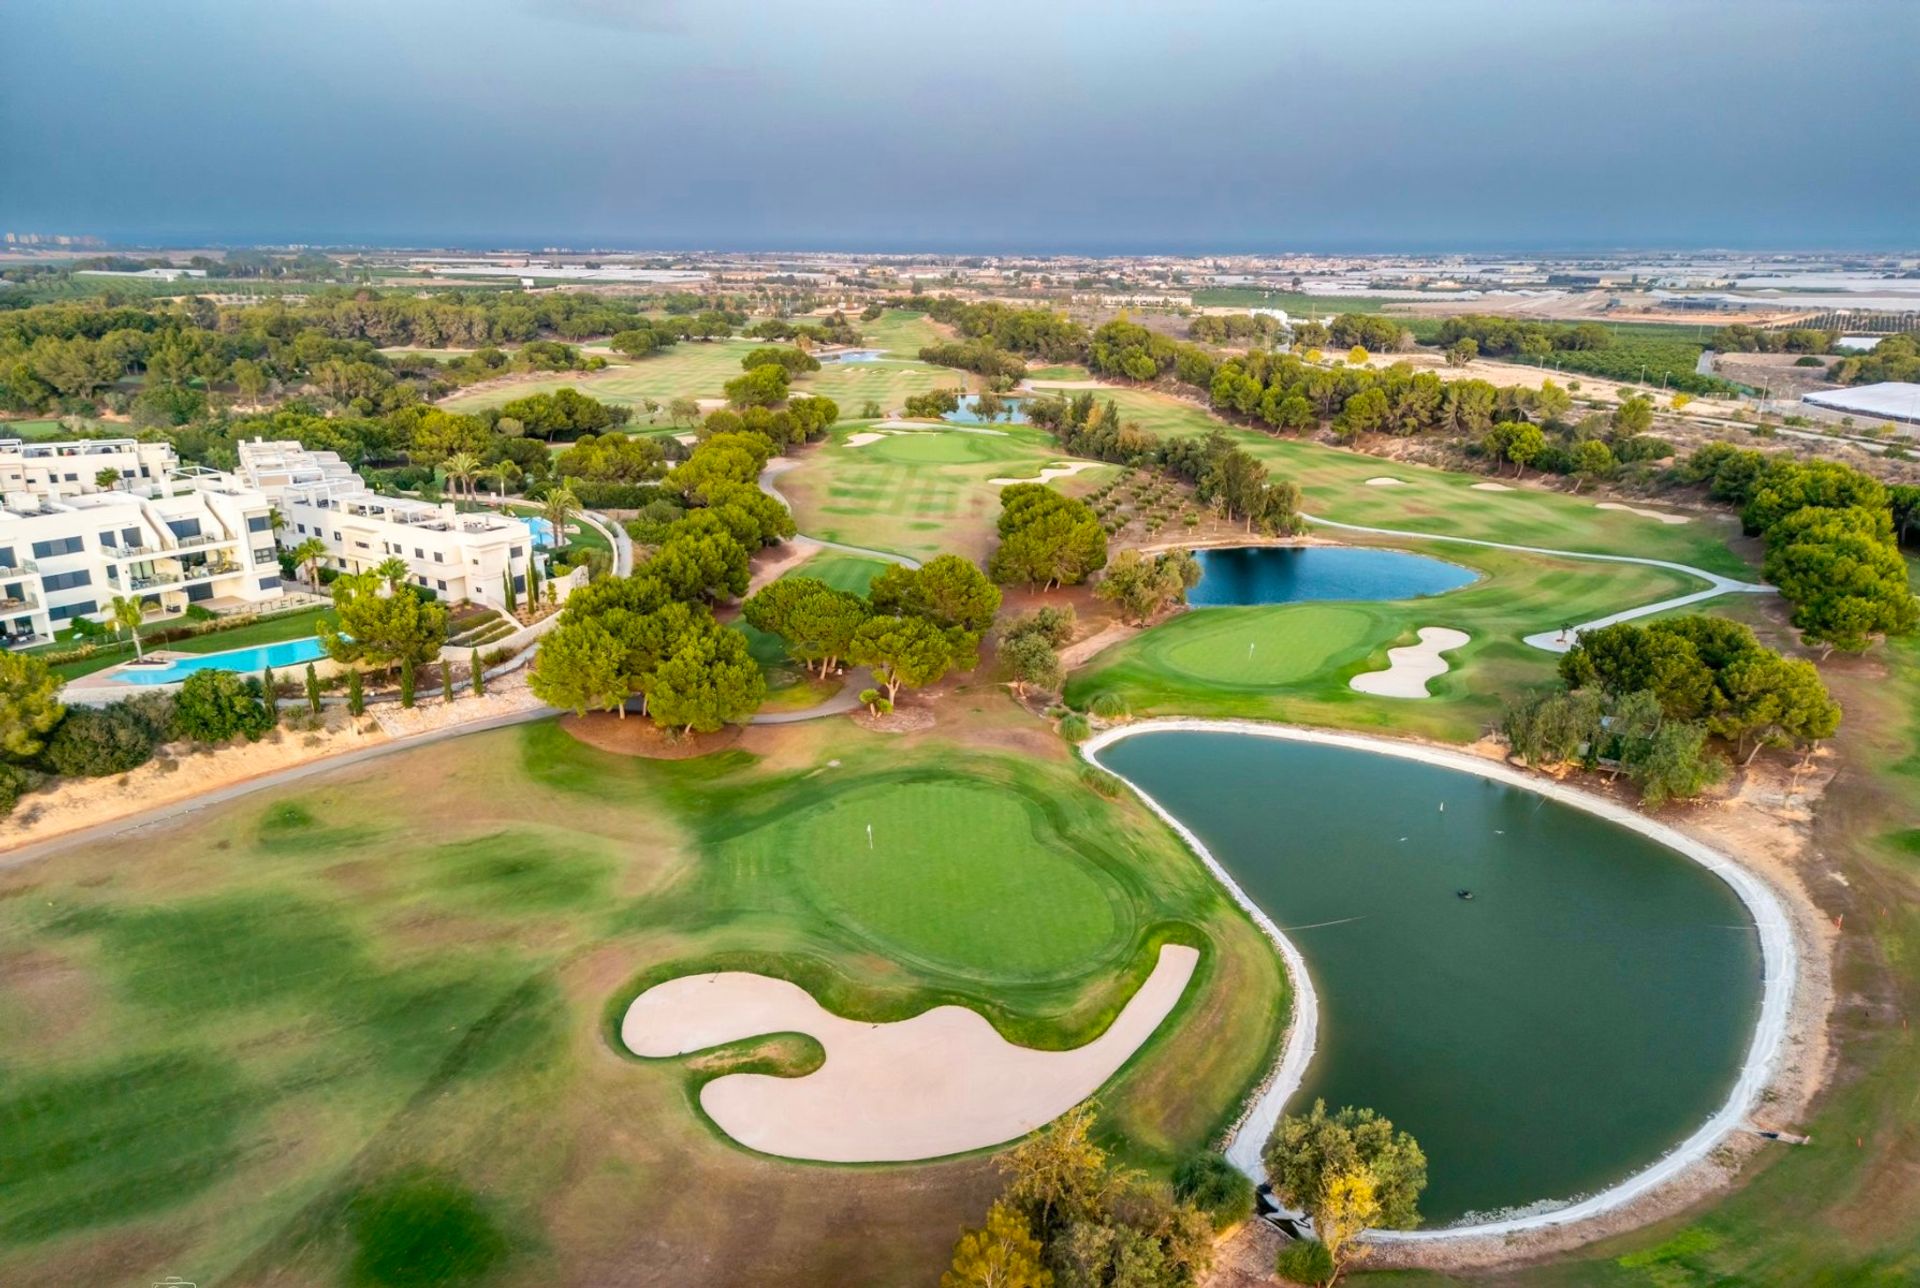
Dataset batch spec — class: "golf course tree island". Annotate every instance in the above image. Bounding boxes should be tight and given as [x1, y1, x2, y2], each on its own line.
[1265, 1100, 1428, 1286]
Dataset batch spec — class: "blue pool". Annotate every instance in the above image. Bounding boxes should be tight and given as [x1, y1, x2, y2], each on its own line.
[1189, 545, 1478, 606]
[944, 394, 1029, 425]
[118, 636, 329, 685]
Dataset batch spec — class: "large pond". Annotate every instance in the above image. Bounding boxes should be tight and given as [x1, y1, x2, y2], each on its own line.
[1189, 545, 1477, 607]
[1096, 731, 1764, 1227]
[944, 394, 1030, 425]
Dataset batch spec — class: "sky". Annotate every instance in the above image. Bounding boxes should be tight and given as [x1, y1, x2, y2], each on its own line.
[4, 0, 1917, 254]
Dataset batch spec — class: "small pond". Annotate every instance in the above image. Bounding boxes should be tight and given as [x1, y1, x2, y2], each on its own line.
[821, 349, 884, 363]
[1095, 731, 1765, 1226]
[1189, 545, 1476, 607]
[944, 394, 1030, 425]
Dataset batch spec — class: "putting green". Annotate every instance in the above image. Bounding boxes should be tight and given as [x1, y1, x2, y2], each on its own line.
[1152, 605, 1381, 687]
[724, 780, 1129, 980]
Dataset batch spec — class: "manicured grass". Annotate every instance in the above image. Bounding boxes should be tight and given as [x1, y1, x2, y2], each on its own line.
[860, 308, 947, 355]
[805, 358, 965, 414]
[437, 339, 764, 413]
[0, 721, 1283, 1285]
[724, 779, 1128, 979]
[44, 606, 336, 680]
[0, 417, 71, 440]
[1026, 364, 1094, 381]
[781, 423, 1117, 562]
[1069, 540, 1697, 742]
[738, 548, 894, 691]
[797, 551, 892, 595]
[1089, 388, 1758, 578]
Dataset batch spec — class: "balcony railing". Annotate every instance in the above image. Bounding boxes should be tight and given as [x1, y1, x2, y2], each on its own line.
[102, 531, 237, 559]
[0, 559, 39, 577]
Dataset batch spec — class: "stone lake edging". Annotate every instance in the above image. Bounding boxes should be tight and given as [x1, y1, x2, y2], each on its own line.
[1079, 718, 1798, 1243]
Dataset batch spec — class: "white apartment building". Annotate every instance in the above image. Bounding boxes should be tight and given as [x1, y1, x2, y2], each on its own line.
[238, 440, 535, 609]
[0, 437, 178, 499]
[0, 462, 283, 646]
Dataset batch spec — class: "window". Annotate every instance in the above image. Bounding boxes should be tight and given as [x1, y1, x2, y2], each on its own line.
[258, 575, 281, 590]
[253, 548, 276, 565]
[296, 523, 306, 535]
[436, 579, 447, 590]
[433, 552, 444, 563]
[30, 536, 83, 558]
[122, 527, 140, 546]
[63, 472, 77, 483]
[247, 515, 272, 532]
[43, 569, 93, 592]
[0, 549, 13, 568]
[166, 517, 202, 539]
[354, 541, 369, 550]
[512, 574, 526, 593]
[98, 532, 117, 549]
[414, 547, 424, 559]
[511, 546, 524, 558]
[48, 599, 97, 621]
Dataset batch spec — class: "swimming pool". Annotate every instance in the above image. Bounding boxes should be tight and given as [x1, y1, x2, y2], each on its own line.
[116, 636, 329, 685]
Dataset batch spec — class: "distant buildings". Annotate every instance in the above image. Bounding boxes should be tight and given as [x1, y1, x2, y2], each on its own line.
[236, 440, 536, 608]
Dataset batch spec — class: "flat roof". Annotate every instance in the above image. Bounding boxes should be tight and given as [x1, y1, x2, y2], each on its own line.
[1801, 382, 1920, 424]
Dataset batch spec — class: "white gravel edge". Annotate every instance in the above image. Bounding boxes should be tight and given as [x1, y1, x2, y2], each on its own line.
[1080, 718, 1797, 1242]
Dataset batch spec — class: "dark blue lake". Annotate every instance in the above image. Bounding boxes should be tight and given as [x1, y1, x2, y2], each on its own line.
[1189, 545, 1477, 606]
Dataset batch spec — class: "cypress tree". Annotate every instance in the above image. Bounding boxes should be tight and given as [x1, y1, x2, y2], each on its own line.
[503, 570, 518, 614]
[261, 665, 278, 727]
[304, 662, 321, 714]
[400, 657, 416, 709]
[471, 648, 485, 698]
[347, 668, 365, 716]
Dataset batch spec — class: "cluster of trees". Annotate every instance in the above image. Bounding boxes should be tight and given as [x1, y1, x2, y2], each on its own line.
[919, 337, 1031, 383]
[1027, 396, 1305, 533]
[1187, 313, 1285, 347]
[940, 1105, 1225, 1288]
[1096, 549, 1201, 624]
[990, 484, 1110, 590]
[1434, 315, 1616, 358]
[903, 388, 964, 418]
[1680, 446, 1918, 653]
[0, 289, 707, 418]
[1265, 1100, 1427, 1285]
[747, 555, 1001, 706]
[724, 361, 793, 408]
[741, 344, 821, 377]
[321, 567, 452, 692]
[1828, 332, 1920, 386]
[1708, 324, 1837, 354]
[496, 386, 633, 440]
[0, 650, 287, 814]
[1506, 616, 1841, 804]
[1000, 604, 1077, 699]
[743, 311, 860, 347]
[915, 296, 1089, 362]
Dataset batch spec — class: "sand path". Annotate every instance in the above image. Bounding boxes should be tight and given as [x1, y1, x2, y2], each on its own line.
[1349, 627, 1470, 698]
[621, 944, 1200, 1162]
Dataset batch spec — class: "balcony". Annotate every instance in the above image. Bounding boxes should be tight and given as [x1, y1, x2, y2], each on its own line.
[0, 588, 39, 611]
[101, 531, 237, 560]
[0, 558, 39, 578]
[129, 560, 243, 591]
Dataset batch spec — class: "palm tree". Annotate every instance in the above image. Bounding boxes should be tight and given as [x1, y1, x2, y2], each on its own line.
[486, 459, 522, 499]
[290, 536, 328, 589]
[111, 595, 145, 660]
[542, 483, 580, 550]
[375, 556, 410, 593]
[443, 451, 481, 506]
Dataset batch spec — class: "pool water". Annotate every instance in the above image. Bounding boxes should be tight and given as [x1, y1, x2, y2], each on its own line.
[118, 636, 329, 685]
[944, 395, 1029, 425]
[1096, 732, 1763, 1225]
[1189, 545, 1476, 606]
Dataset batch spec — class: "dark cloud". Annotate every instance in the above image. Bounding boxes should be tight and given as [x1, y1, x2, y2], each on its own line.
[3, 0, 1915, 250]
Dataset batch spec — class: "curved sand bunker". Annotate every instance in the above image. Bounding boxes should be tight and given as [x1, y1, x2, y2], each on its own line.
[988, 461, 1102, 486]
[1364, 476, 1405, 486]
[621, 943, 1200, 1162]
[1597, 501, 1690, 525]
[1470, 481, 1512, 492]
[843, 431, 888, 447]
[1349, 627, 1470, 698]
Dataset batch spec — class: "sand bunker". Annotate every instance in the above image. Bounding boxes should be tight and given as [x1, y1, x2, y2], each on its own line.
[621, 943, 1199, 1162]
[1470, 482, 1512, 492]
[988, 461, 1101, 485]
[844, 431, 887, 447]
[1597, 502, 1690, 525]
[1349, 627, 1470, 699]
[1364, 476, 1406, 486]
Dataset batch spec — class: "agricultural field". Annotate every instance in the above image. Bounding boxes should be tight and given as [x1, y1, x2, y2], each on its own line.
[1190, 287, 1416, 314]
[0, 717, 1284, 1288]
[777, 423, 1119, 563]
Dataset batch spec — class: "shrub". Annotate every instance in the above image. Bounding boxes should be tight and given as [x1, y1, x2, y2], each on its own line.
[1275, 1238, 1333, 1285]
[45, 703, 159, 777]
[1089, 692, 1130, 720]
[1079, 765, 1124, 798]
[0, 763, 44, 816]
[1173, 1152, 1256, 1231]
[173, 670, 275, 744]
[1059, 713, 1091, 743]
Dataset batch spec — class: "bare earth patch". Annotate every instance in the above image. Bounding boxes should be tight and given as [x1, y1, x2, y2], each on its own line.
[621, 944, 1199, 1162]
[1349, 627, 1470, 699]
[558, 712, 745, 759]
